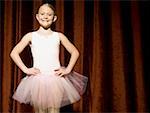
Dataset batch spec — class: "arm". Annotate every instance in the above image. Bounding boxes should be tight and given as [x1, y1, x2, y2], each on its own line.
[10, 32, 40, 75]
[55, 32, 79, 76]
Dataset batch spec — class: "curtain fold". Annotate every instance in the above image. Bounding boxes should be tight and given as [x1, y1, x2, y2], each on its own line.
[110, 1, 127, 111]
[2, 1, 13, 112]
[131, 1, 146, 111]
[90, 1, 104, 112]
[73, 1, 85, 112]
[0, 0, 149, 112]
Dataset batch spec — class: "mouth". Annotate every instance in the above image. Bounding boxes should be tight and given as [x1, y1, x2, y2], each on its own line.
[41, 20, 49, 22]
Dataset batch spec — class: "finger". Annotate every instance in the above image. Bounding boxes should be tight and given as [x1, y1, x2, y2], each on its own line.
[60, 72, 65, 76]
[54, 69, 59, 71]
[54, 71, 59, 73]
[36, 70, 41, 73]
[33, 68, 38, 70]
[33, 71, 38, 74]
[35, 68, 40, 72]
[55, 72, 60, 76]
[55, 69, 61, 73]
[59, 74, 64, 77]
[34, 68, 40, 73]
[56, 72, 61, 75]
[33, 70, 40, 75]
[58, 73, 62, 75]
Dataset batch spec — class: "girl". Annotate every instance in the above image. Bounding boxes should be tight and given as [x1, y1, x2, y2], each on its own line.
[10, 3, 88, 113]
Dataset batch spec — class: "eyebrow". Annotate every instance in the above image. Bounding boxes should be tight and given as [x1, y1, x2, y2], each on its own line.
[39, 12, 54, 14]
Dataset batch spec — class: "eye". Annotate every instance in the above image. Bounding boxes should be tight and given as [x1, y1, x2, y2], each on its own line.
[48, 13, 54, 16]
[40, 13, 44, 15]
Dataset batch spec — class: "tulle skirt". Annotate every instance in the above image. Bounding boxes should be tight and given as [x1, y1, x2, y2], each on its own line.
[13, 71, 88, 109]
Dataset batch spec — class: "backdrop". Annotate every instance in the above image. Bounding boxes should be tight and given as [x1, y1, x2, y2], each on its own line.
[0, 0, 150, 113]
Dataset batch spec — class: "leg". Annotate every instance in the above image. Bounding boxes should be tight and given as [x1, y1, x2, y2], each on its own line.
[53, 108, 60, 113]
[34, 107, 47, 113]
[39, 108, 46, 113]
[48, 108, 60, 113]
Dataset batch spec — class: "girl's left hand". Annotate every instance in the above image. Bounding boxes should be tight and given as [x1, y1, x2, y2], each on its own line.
[54, 67, 71, 77]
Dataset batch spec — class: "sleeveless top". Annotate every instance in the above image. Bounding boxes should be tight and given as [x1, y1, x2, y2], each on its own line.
[31, 31, 61, 74]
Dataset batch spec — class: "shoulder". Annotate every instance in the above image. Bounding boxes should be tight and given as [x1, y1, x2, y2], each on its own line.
[21, 32, 32, 42]
[55, 32, 73, 47]
[55, 31, 68, 41]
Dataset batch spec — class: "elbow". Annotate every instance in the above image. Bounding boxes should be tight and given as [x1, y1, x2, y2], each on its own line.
[10, 49, 17, 59]
[77, 50, 80, 57]
[75, 49, 80, 58]
[70, 48, 80, 58]
[10, 50, 14, 59]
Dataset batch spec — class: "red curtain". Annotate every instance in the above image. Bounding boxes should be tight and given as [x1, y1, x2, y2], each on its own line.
[0, 0, 149, 113]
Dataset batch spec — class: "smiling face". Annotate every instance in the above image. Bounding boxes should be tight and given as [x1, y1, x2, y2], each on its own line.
[36, 4, 57, 29]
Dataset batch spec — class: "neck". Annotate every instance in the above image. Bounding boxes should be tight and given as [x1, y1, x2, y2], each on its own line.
[37, 27, 53, 35]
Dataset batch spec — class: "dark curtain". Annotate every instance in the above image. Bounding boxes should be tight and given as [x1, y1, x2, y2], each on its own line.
[0, 0, 150, 113]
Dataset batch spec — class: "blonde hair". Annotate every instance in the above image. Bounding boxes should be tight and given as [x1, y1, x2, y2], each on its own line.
[38, 3, 56, 15]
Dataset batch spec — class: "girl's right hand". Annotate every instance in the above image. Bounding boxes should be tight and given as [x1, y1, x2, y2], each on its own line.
[24, 68, 40, 75]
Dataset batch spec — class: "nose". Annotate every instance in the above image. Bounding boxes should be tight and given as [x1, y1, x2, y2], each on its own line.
[44, 16, 48, 19]
[43, 14, 48, 19]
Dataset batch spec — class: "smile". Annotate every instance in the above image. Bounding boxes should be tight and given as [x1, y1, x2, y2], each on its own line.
[41, 19, 50, 22]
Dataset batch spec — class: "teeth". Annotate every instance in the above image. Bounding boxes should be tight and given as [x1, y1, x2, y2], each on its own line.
[42, 20, 49, 22]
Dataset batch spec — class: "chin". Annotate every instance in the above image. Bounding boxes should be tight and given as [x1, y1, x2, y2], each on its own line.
[42, 25, 51, 29]
[43, 26, 50, 29]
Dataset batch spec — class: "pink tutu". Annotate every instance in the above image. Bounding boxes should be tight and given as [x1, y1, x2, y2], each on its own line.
[13, 71, 88, 109]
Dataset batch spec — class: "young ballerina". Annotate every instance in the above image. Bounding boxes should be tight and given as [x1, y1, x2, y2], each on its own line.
[10, 3, 88, 113]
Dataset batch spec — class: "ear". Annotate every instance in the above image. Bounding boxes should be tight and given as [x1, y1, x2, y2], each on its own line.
[36, 14, 39, 21]
[53, 15, 57, 22]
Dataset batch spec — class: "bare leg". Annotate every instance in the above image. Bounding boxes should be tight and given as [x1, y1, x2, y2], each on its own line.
[39, 108, 46, 113]
[34, 107, 46, 113]
[48, 108, 60, 113]
[54, 108, 60, 113]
